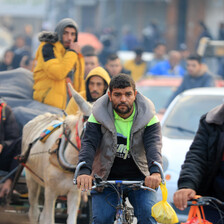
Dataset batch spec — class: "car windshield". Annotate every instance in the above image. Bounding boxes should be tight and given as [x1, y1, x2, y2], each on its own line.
[162, 95, 224, 139]
[137, 86, 175, 112]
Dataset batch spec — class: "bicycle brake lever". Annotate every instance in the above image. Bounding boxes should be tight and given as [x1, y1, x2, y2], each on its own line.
[94, 174, 103, 184]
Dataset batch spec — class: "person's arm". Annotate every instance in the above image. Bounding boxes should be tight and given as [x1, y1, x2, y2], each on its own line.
[41, 43, 79, 80]
[174, 116, 209, 209]
[77, 117, 102, 191]
[143, 116, 162, 189]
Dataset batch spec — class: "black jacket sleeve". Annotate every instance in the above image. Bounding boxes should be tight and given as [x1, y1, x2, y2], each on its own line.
[143, 122, 162, 174]
[178, 115, 210, 191]
[78, 121, 102, 175]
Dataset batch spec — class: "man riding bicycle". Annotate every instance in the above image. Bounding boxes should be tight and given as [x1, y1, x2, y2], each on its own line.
[174, 103, 224, 223]
[76, 73, 162, 223]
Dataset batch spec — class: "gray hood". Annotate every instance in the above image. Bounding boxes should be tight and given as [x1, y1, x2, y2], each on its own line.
[55, 18, 78, 43]
[206, 103, 224, 125]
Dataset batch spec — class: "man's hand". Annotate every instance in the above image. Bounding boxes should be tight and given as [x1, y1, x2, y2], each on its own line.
[69, 42, 81, 54]
[173, 188, 196, 210]
[0, 144, 3, 154]
[145, 173, 161, 189]
[76, 174, 93, 192]
[0, 179, 12, 198]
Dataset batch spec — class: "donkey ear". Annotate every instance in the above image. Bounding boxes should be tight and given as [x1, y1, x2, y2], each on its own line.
[67, 83, 92, 116]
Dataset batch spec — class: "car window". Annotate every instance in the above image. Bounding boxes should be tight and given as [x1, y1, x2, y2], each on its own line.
[162, 95, 224, 139]
[137, 86, 175, 112]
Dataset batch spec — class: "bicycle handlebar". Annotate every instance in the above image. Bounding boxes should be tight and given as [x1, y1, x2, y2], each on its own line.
[73, 161, 164, 193]
[187, 196, 224, 207]
[91, 178, 157, 193]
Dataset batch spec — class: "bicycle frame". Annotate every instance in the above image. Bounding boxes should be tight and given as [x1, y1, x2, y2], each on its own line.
[73, 161, 164, 224]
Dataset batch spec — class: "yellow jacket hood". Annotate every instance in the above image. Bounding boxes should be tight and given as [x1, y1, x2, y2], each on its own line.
[85, 66, 110, 86]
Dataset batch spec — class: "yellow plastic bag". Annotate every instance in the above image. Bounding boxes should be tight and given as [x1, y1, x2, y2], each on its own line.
[151, 182, 179, 224]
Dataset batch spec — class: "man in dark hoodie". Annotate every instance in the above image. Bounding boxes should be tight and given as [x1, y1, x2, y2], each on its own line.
[162, 54, 215, 110]
[65, 66, 110, 115]
[33, 18, 85, 109]
[173, 103, 224, 222]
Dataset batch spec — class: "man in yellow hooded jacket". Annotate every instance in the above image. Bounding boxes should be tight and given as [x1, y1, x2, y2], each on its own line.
[65, 66, 110, 115]
[33, 18, 85, 109]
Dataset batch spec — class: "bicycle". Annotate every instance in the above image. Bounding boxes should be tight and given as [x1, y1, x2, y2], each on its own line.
[73, 161, 165, 224]
[186, 196, 224, 224]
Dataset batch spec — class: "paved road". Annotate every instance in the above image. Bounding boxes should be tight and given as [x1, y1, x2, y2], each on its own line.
[0, 208, 30, 224]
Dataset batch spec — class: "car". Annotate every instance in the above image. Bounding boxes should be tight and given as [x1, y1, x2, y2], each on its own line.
[160, 87, 224, 221]
[136, 77, 224, 120]
[136, 76, 182, 119]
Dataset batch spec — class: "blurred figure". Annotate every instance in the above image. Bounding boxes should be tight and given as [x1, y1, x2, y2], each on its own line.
[81, 45, 96, 56]
[164, 54, 215, 109]
[11, 34, 31, 69]
[217, 57, 224, 79]
[24, 24, 33, 51]
[105, 53, 131, 78]
[84, 53, 100, 79]
[120, 25, 139, 51]
[149, 50, 185, 77]
[218, 22, 224, 40]
[178, 43, 190, 69]
[20, 55, 33, 71]
[33, 18, 85, 109]
[123, 47, 147, 81]
[99, 35, 114, 66]
[0, 99, 21, 199]
[142, 21, 161, 52]
[146, 42, 167, 73]
[0, 49, 14, 71]
[195, 21, 213, 50]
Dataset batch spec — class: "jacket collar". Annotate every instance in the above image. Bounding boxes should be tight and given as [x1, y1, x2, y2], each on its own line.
[92, 92, 156, 132]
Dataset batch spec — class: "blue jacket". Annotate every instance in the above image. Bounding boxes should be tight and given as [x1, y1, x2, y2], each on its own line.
[165, 72, 215, 108]
[149, 60, 185, 77]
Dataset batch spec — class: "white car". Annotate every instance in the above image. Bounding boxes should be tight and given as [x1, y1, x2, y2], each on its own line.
[159, 87, 224, 220]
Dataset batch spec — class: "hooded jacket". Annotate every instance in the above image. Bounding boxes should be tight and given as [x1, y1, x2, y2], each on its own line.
[33, 18, 85, 109]
[78, 92, 162, 180]
[65, 66, 110, 115]
[178, 104, 224, 200]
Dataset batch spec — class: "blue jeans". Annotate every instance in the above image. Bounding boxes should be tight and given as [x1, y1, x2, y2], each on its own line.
[91, 185, 157, 224]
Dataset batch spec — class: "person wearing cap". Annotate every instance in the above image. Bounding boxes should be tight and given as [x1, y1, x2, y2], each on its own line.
[124, 47, 147, 81]
[33, 18, 85, 109]
[65, 66, 111, 115]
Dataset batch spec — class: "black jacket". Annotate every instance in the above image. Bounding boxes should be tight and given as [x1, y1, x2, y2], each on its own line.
[178, 104, 224, 197]
[0, 99, 21, 176]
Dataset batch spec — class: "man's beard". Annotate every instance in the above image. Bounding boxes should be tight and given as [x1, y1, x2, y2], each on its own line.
[113, 103, 132, 115]
[90, 91, 100, 101]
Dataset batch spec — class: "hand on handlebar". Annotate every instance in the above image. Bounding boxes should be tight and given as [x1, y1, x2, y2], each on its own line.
[173, 188, 196, 211]
[76, 174, 93, 192]
[145, 173, 161, 190]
